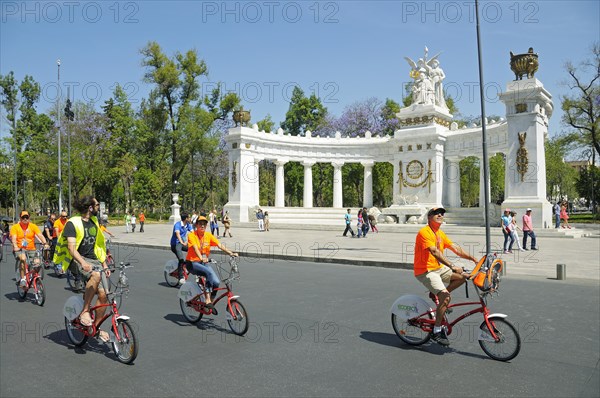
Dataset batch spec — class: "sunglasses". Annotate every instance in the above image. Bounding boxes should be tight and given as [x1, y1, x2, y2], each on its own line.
[21, 216, 30, 220]
[431, 210, 445, 216]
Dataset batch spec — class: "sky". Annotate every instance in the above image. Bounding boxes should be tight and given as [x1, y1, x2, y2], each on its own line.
[1, 0, 599, 142]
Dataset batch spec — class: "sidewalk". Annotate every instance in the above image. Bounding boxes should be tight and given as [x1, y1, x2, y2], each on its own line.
[110, 222, 600, 282]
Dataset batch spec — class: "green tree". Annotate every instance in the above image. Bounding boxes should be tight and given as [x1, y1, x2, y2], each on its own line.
[281, 86, 327, 136]
[140, 42, 239, 194]
[561, 42, 600, 158]
[489, 153, 505, 204]
[575, 161, 599, 210]
[545, 134, 579, 202]
[460, 157, 479, 207]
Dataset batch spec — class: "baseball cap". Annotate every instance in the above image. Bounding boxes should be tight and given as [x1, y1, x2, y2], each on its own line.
[427, 207, 446, 217]
[526, 208, 532, 211]
[504, 208, 511, 213]
[20, 210, 30, 218]
[196, 216, 208, 224]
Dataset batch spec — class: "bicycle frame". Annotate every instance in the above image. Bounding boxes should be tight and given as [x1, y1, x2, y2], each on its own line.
[70, 266, 130, 340]
[409, 293, 500, 342]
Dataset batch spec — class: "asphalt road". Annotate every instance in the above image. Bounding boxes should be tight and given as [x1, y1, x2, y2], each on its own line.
[1, 246, 598, 397]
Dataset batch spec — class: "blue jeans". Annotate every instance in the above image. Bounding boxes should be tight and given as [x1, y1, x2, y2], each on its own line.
[523, 231, 537, 249]
[503, 229, 514, 251]
[188, 261, 220, 292]
[555, 214, 560, 228]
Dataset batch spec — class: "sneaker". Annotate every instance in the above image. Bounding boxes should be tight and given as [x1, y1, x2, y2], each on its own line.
[179, 278, 186, 285]
[519, 248, 526, 252]
[503, 250, 509, 254]
[19, 278, 27, 287]
[431, 329, 450, 346]
[530, 248, 538, 250]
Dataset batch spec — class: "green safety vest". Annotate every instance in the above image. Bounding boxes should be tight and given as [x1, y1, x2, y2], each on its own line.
[53, 216, 106, 272]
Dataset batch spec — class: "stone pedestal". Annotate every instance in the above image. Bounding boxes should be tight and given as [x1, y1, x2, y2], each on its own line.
[499, 78, 554, 228]
[169, 193, 181, 224]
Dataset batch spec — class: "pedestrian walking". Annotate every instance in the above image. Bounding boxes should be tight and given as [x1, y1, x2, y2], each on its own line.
[368, 213, 379, 233]
[139, 211, 145, 232]
[510, 211, 525, 251]
[522, 208, 538, 250]
[560, 202, 571, 229]
[501, 208, 515, 253]
[222, 211, 233, 237]
[264, 211, 270, 231]
[342, 208, 355, 237]
[130, 212, 136, 233]
[553, 201, 561, 229]
[361, 207, 369, 237]
[125, 213, 131, 233]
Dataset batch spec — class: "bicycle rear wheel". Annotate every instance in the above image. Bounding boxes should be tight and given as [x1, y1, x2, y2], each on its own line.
[112, 320, 138, 364]
[34, 279, 45, 306]
[227, 299, 249, 336]
[64, 317, 88, 347]
[164, 270, 179, 287]
[391, 313, 432, 346]
[478, 317, 521, 361]
[180, 298, 203, 323]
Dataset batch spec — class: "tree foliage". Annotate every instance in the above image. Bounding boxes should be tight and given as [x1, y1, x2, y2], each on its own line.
[561, 42, 600, 158]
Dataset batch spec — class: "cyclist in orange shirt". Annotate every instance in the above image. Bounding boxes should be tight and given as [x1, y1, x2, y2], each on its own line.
[186, 216, 238, 308]
[54, 211, 68, 238]
[414, 207, 477, 346]
[11, 210, 49, 287]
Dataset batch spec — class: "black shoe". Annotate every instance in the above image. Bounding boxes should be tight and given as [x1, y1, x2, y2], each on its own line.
[531, 248, 538, 250]
[431, 329, 450, 346]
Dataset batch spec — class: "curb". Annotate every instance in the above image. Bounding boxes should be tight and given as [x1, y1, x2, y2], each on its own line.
[112, 242, 413, 270]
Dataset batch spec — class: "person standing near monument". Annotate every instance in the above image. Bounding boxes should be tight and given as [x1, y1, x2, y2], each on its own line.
[560, 202, 571, 229]
[553, 202, 561, 229]
[501, 209, 515, 254]
[522, 208, 538, 250]
[256, 209, 265, 232]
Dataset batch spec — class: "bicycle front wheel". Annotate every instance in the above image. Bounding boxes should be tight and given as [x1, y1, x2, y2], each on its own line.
[478, 317, 521, 361]
[112, 320, 138, 364]
[64, 317, 88, 347]
[391, 313, 432, 346]
[180, 298, 202, 323]
[34, 279, 45, 306]
[17, 280, 27, 299]
[227, 299, 249, 336]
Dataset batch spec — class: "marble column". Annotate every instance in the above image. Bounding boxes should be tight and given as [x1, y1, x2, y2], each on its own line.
[362, 161, 374, 208]
[445, 157, 461, 208]
[274, 160, 287, 207]
[254, 159, 261, 206]
[332, 162, 344, 208]
[303, 160, 315, 208]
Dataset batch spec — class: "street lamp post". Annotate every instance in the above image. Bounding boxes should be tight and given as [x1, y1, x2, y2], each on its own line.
[57, 59, 63, 213]
[12, 102, 18, 222]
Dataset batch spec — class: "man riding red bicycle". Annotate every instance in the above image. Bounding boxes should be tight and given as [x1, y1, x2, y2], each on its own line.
[414, 207, 478, 346]
[11, 210, 50, 288]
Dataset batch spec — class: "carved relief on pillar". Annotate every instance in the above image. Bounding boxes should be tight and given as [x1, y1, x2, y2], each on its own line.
[397, 159, 433, 193]
[516, 132, 529, 182]
[231, 161, 238, 191]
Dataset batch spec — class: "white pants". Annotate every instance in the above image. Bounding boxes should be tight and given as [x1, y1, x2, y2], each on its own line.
[258, 220, 264, 231]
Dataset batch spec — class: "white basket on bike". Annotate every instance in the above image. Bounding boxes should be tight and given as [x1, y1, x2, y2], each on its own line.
[63, 295, 84, 321]
[178, 280, 204, 303]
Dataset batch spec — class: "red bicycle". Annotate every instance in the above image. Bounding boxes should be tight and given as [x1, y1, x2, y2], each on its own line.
[179, 257, 249, 335]
[63, 262, 138, 364]
[16, 250, 46, 306]
[390, 254, 521, 361]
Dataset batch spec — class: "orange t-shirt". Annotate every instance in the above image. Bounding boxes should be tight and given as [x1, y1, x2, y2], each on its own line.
[54, 218, 67, 237]
[186, 230, 220, 262]
[139, 213, 145, 222]
[10, 222, 42, 250]
[413, 225, 453, 276]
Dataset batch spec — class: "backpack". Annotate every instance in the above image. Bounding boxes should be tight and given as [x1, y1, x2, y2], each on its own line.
[468, 254, 503, 292]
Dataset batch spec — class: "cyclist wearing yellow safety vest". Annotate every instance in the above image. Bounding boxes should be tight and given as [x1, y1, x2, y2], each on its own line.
[54, 196, 111, 342]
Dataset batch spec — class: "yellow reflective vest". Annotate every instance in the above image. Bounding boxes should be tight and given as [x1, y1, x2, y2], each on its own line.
[53, 216, 106, 272]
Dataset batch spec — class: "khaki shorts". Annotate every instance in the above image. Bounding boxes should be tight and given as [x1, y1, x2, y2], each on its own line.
[416, 266, 453, 294]
[69, 258, 106, 292]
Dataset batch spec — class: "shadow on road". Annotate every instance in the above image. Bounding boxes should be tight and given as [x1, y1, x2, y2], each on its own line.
[164, 313, 232, 334]
[44, 328, 126, 364]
